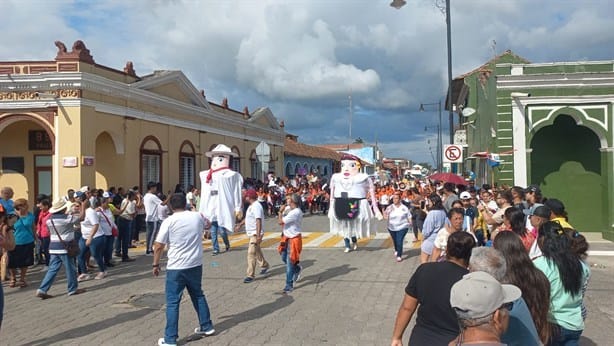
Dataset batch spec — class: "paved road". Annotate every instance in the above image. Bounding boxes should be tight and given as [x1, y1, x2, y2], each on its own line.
[2, 214, 613, 345]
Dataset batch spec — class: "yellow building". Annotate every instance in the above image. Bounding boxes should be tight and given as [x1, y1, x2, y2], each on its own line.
[0, 40, 285, 201]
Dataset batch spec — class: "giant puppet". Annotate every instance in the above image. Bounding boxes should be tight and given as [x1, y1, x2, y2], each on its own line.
[199, 144, 244, 255]
[328, 154, 383, 252]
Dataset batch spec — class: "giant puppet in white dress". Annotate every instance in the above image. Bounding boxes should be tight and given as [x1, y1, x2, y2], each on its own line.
[329, 154, 383, 252]
[199, 144, 244, 255]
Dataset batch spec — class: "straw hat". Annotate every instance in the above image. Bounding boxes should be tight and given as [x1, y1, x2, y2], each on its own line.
[205, 144, 236, 158]
[48, 198, 68, 213]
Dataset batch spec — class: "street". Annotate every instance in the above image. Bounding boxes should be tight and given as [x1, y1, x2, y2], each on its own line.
[2, 214, 613, 345]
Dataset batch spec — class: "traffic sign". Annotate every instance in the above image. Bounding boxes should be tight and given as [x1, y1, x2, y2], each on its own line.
[443, 145, 463, 163]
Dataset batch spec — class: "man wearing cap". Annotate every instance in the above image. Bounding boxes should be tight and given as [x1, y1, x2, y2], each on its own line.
[199, 144, 244, 255]
[235, 189, 269, 283]
[526, 205, 552, 260]
[449, 271, 521, 345]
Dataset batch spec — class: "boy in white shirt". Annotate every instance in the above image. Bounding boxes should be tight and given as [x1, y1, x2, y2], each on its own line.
[235, 189, 269, 283]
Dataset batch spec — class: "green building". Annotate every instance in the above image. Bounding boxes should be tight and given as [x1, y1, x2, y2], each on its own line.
[452, 51, 614, 238]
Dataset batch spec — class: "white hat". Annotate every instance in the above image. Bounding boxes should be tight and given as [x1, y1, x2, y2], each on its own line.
[102, 192, 111, 198]
[460, 191, 471, 200]
[79, 186, 90, 193]
[450, 271, 521, 319]
[205, 144, 236, 158]
[48, 198, 69, 214]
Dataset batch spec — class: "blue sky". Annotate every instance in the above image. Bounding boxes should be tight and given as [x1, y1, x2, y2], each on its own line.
[1, 0, 613, 165]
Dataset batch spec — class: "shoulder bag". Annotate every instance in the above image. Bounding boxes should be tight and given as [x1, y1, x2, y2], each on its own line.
[50, 218, 80, 257]
[99, 208, 119, 237]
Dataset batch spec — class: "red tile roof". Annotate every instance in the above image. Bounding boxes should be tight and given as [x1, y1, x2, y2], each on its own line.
[284, 138, 343, 161]
[455, 50, 530, 80]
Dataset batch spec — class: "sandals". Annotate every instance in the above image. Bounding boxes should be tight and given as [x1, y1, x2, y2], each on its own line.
[18, 280, 28, 288]
[9, 279, 16, 288]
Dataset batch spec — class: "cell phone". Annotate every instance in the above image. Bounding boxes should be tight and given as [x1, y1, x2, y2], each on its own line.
[420, 201, 426, 209]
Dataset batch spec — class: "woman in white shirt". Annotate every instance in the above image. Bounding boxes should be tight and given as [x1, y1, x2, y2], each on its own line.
[384, 193, 412, 262]
[278, 193, 303, 293]
[82, 197, 107, 280]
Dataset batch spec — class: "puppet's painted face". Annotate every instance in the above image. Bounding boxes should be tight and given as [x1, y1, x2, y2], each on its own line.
[341, 160, 359, 177]
[211, 154, 230, 170]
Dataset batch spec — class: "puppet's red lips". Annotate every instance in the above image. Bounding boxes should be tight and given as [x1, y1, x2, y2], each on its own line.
[343, 173, 350, 176]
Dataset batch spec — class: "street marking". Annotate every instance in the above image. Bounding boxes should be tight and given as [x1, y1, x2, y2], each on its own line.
[588, 251, 614, 257]
[303, 232, 335, 247]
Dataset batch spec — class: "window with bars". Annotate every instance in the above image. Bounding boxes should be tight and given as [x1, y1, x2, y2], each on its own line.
[180, 155, 195, 191]
[141, 153, 160, 191]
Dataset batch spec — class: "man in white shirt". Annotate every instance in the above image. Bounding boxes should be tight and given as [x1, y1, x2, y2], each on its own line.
[143, 182, 162, 255]
[152, 194, 214, 346]
[235, 189, 269, 283]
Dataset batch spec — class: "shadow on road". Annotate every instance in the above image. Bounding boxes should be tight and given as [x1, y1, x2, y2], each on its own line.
[580, 336, 598, 346]
[176, 295, 295, 344]
[296, 263, 357, 289]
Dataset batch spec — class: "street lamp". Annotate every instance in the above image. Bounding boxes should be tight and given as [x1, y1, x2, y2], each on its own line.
[420, 101, 443, 172]
[392, 0, 454, 144]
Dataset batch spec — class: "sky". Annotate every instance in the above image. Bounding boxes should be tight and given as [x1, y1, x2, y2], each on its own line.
[1, 0, 613, 165]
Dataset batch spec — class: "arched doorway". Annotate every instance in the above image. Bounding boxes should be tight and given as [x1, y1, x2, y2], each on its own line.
[95, 132, 121, 189]
[530, 114, 603, 231]
[0, 116, 54, 201]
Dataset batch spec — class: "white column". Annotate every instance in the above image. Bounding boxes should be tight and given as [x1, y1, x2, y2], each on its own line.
[512, 99, 528, 186]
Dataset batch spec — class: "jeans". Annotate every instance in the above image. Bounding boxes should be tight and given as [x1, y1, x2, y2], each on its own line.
[89, 236, 106, 273]
[116, 217, 133, 258]
[146, 221, 160, 253]
[104, 235, 114, 264]
[38, 253, 78, 294]
[280, 240, 300, 289]
[77, 237, 90, 274]
[548, 325, 582, 346]
[164, 265, 213, 344]
[210, 221, 230, 253]
[389, 228, 408, 257]
[343, 237, 357, 249]
[39, 236, 50, 265]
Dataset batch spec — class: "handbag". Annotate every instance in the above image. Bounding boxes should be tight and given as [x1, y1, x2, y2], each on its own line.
[99, 209, 119, 237]
[49, 218, 80, 257]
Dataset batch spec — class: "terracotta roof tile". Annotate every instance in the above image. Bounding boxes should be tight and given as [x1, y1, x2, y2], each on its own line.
[284, 138, 343, 161]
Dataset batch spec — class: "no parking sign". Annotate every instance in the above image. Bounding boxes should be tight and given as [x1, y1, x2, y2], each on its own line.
[443, 145, 463, 163]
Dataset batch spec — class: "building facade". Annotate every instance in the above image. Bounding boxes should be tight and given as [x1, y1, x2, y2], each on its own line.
[283, 135, 341, 181]
[454, 52, 614, 236]
[0, 40, 284, 201]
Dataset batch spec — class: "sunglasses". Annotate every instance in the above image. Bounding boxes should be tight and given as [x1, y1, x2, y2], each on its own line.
[500, 302, 514, 311]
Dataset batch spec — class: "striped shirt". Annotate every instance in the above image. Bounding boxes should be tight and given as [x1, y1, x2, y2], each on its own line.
[46, 213, 79, 254]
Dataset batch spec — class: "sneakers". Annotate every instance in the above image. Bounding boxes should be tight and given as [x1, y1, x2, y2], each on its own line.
[352, 242, 358, 251]
[243, 277, 254, 283]
[344, 247, 350, 253]
[293, 265, 302, 283]
[95, 272, 107, 280]
[396, 257, 403, 262]
[259, 267, 269, 275]
[282, 286, 293, 294]
[121, 257, 135, 262]
[194, 327, 215, 336]
[68, 288, 86, 296]
[157, 338, 177, 346]
[211, 251, 219, 256]
[78, 274, 91, 282]
[114, 252, 122, 258]
[36, 290, 53, 300]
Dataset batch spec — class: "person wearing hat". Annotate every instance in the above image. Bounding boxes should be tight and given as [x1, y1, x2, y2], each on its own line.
[234, 189, 269, 283]
[526, 205, 551, 260]
[36, 198, 85, 299]
[449, 271, 521, 345]
[544, 198, 572, 229]
[328, 154, 383, 253]
[199, 144, 244, 256]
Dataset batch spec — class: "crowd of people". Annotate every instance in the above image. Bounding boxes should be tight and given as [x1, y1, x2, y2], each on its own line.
[0, 171, 593, 345]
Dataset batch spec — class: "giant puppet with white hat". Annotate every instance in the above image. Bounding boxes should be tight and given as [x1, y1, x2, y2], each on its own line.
[199, 144, 244, 255]
[328, 153, 383, 253]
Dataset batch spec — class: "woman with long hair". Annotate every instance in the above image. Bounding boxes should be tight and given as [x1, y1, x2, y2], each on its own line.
[7, 199, 36, 288]
[420, 193, 447, 263]
[502, 207, 535, 251]
[534, 221, 589, 345]
[493, 231, 551, 344]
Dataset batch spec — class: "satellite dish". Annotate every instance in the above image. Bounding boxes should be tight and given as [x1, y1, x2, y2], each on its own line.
[462, 107, 476, 118]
